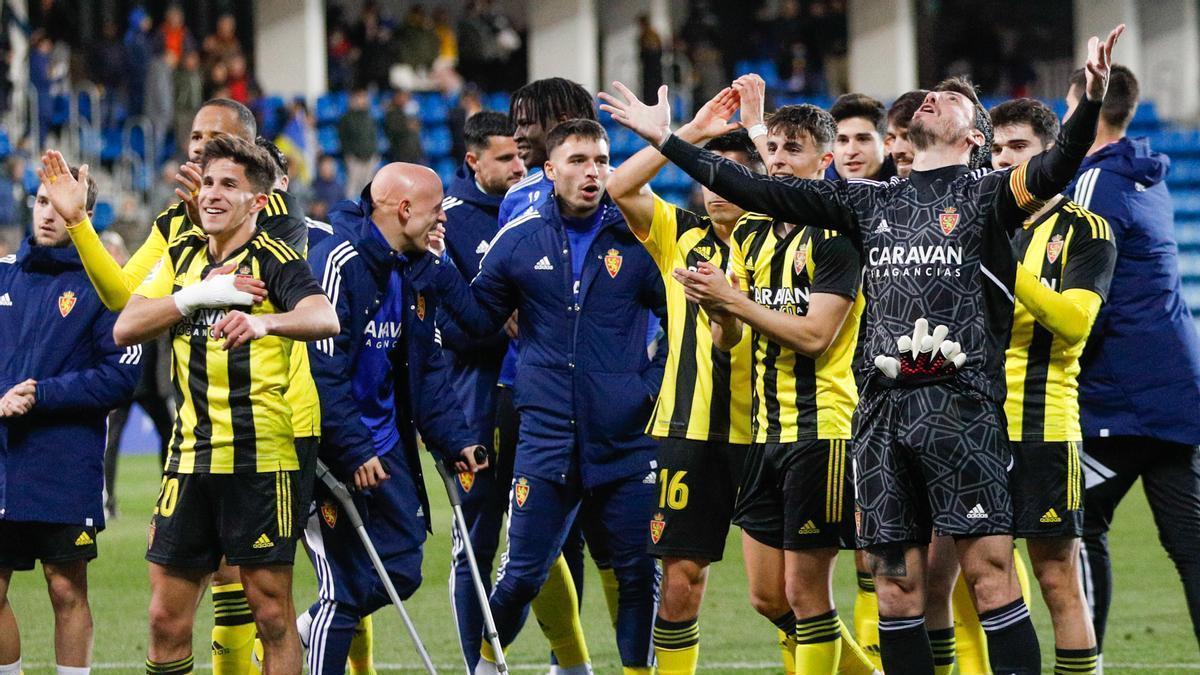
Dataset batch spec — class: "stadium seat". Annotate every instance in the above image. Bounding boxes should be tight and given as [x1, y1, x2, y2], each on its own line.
[484, 92, 510, 112]
[91, 201, 115, 232]
[1169, 160, 1200, 187]
[316, 92, 348, 125]
[420, 125, 453, 157]
[318, 126, 341, 155]
[51, 93, 70, 126]
[650, 163, 695, 192]
[101, 128, 123, 162]
[416, 92, 450, 125]
[0, 131, 10, 158]
[434, 156, 458, 184]
[1175, 190, 1200, 217]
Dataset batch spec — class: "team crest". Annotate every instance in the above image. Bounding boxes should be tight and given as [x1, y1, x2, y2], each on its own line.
[938, 207, 960, 235]
[237, 263, 252, 276]
[1046, 234, 1064, 264]
[416, 294, 426, 320]
[321, 500, 338, 528]
[57, 291, 77, 317]
[604, 249, 623, 278]
[458, 471, 475, 493]
[649, 512, 666, 544]
[793, 249, 808, 276]
[514, 477, 530, 508]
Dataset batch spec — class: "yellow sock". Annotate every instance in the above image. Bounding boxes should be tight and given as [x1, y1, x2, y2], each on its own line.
[837, 618, 877, 675]
[248, 639, 262, 675]
[653, 616, 700, 675]
[622, 669, 653, 674]
[530, 554, 589, 667]
[598, 565, 621, 629]
[853, 572, 882, 670]
[1014, 546, 1032, 606]
[773, 611, 798, 674]
[795, 611, 842, 674]
[347, 615, 376, 675]
[211, 583, 255, 675]
[952, 576, 989, 675]
[480, 639, 505, 664]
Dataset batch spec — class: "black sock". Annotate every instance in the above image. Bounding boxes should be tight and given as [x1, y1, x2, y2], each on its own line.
[927, 626, 956, 670]
[979, 598, 1041, 674]
[1054, 646, 1099, 675]
[878, 614, 934, 675]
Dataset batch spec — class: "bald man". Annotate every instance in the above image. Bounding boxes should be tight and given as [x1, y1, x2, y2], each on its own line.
[302, 163, 487, 675]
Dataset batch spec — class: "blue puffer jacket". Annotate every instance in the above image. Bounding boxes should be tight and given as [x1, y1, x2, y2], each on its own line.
[1069, 136, 1200, 444]
[439, 165, 511, 446]
[308, 198, 477, 530]
[412, 195, 667, 488]
[0, 240, 140, 527]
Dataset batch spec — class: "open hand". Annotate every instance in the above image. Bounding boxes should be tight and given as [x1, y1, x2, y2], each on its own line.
[732, 74, 767, 129]
[1084, 24, 1125, 102]
[598, 82, 673, 147]
[677, 87, 741, 144]
[36, 151, 89, 225]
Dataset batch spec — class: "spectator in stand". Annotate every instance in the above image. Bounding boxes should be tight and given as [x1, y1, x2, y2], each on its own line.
[206, 59, 229, 99]
[383, 90, 425, 164]
[173, 50, 203, 159]
[327, 27, 357, 93]
[310, 155, 346, 215]
[156, 4, 195, 62]
[457, 1, 497, 87]
[339, 88, 380, 197]
[433, 8, 458, 62]
[395, 6, 440, 72]
[91, 20, 127, 122]
[224, 53, 258, 105]
[355, 8, 393, 89]
[202, 13, 243, 75]
[449, 84, 484, 161]
[29, 33, 53, 145]
[144, 49, 177, 160]
[0, 157, 23, 229]
[638, 14, 664, 103]
[277, 100, 318, 184]
[124, 7, 154, 116]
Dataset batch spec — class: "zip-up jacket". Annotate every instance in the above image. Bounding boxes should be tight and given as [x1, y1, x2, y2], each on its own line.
[0, 240, 140, 526]
[308, 198, 477, 530]
[412, 196, 667, 488]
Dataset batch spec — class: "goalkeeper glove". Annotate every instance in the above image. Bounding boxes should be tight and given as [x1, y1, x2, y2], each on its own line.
[173, 274, 255, 316]
[874, 317, 967, 384]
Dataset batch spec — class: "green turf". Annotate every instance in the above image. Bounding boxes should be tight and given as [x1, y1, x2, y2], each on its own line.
[6, 453, 1197, 673]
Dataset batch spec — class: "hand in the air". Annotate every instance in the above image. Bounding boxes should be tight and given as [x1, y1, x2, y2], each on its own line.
[598, 82, 673, 147]
[1083, 24, 1125, 102]
[874, 318, 967, 382]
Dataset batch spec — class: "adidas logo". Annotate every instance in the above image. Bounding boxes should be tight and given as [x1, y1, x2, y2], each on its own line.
[416, 506, 425, 518]
[874, 219, 892, 234]
[966, 504, 989, 520]
[0, 293, 10, 306]
[74, 531, 93, 546]
[212, 640, 230, 656]
[798, 520, 820, 534]
[534, 256, 554, 271]
[252, 534, 274, 549]
[476, 240, 490, 254]
[642, 471, 656, 485]
[1041, 508, 1062, 523]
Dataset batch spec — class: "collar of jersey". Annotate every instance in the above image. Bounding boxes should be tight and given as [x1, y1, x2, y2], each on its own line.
[908, 164, 971, 189]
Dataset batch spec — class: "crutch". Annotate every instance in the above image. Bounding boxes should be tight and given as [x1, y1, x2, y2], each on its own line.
[315, 460, 438, 675]
[434, 449, 509, 674]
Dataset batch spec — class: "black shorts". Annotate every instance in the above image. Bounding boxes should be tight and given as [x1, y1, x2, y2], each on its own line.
[1011, 440, 1084, 538]
[853, 384, 1012, 548]
[146, 470, 302, 570]
[296, 436, 319, 520]
[647, 438, 747, 562]
[0, 520, 98, 570]
[732, 439, 852, 551]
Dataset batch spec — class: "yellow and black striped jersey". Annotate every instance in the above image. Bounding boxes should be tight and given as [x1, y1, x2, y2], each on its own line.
[731, 213, 863, 443]
[135, 228, 325, 473]
[1005, 199, 1116, 442]
[637, 194, 753, 443]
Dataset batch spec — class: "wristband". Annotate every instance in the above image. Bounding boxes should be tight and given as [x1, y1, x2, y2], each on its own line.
[748, 123, 768, 140]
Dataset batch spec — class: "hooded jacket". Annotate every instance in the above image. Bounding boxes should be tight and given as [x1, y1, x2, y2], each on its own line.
[307, 199, 476, 530]
[412, 195, 667, 488]
[1068, 136, 1200, 444]
[0, 240, 141, 526]
[439, 165, 511, 446]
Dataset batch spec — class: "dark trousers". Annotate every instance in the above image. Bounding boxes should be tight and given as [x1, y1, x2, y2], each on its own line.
[1080, 436, 1200, 649]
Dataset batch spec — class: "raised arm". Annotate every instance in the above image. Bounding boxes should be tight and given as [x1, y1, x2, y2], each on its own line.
[996, 25, 1124, 224]
[599, 82, 858, 234]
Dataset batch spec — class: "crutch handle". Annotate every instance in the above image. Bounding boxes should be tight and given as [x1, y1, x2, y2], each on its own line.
[436, 447, 488, 508]
[315, 460, 364, 528]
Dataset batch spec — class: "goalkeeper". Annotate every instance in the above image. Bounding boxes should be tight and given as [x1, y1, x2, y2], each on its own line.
[601, 23, 1123, 675]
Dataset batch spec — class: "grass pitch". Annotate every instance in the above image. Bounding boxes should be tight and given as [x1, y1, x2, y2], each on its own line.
[6, 452, 1198, 673]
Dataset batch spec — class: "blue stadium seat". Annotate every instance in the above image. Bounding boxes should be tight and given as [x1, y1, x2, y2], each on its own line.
[435, 157, 458, 184]
[1149, 129, 1200, 156]
[316, 92, 348, 125]
[1175, 190, 1200, 217]
[609, 127, 643, 158]
[650, 163, 694, 192]
[101, 128, 123, 162]
[91, 201, 115, 232]
[416, 92, 450, 125]
[77, 91, 94, 124]
[51, 94, 70, 126]
[421, 124, 453, 157]
[484, 92, 510, 112]
[0, 131, 10, 158]
[256, 96, 286, 138]
[657, 188, 694, 209]
[318, 126, 341, 155]
[1169, 160, 1200, 187]
[1129, 100, 1159, 133]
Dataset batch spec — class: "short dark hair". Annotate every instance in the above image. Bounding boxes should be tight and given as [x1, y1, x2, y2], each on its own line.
[704, 130, 763, 169]
[544, 118, 609, 157]
[989, 98, 1060, 148]
[464, 111, 516, 153]
[1069, 64, 1138, 129]
[69, 166, 98, 210]
[933, 76, 992, 169]
[766, 104, 837, 151]
[887, 90, 929, 130]
[200, 136, 276, 194]
[830, 93, 887, 136]
[255, 136, 288, 182]
[510, 78, 597, 131]
[199, 97, 257, 140]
